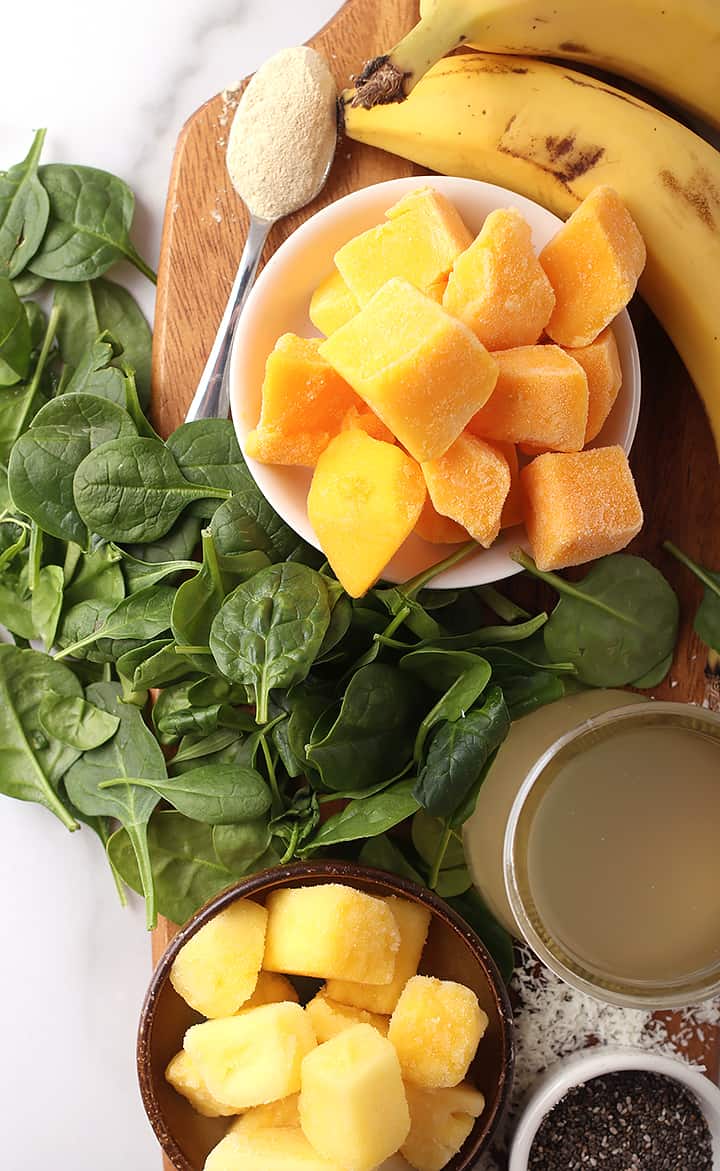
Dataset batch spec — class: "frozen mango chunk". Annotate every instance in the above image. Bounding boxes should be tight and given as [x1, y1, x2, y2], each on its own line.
[401, 1082, 486, 1171]
[521, 445, 643, 571]
[341, 403, 396, 444]
[245, 334, 360, 467]
[264, 883, 401, 983]
[488, 440, 524, 529]
[308, 429, 425, 598]
[388, 976, 488, 1089]
[306, 989, 389, 1042]
[319, 278, 498, 462]
[335, 187, 473, 306]
[414, 497, 468, 545]
[443, 208, 555, 350]
[327, 897, 431, 1015]
[229, 1095, 300, 1134]
[309, 269, 359, 335]
[184, 1002, 316, 1111]
[239, 971, 299, 1011]
[565, 327, 623, 443]
[205, 1127, 346, 1171]
[300, 1024, 410, 1171]
[165, 1050, 236, 1118]
[422, 433, 510, 549]
[170, 900, 267, 1019]
[540, 186, 646, 347]
[468, 345, 588, 452]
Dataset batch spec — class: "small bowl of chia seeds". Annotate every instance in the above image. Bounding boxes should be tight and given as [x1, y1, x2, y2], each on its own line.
[509, 1047, 720, 1171]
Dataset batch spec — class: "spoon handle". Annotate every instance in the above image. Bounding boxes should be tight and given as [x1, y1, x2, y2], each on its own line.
[184, 214, 273, 422]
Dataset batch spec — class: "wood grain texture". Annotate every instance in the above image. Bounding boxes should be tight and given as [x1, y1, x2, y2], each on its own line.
[150, 1, 720, 1164]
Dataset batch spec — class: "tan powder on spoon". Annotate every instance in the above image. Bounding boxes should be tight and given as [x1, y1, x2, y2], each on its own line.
[226, 46, 337, 222]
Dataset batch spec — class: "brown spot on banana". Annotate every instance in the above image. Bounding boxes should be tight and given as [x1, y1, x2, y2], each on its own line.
[498, 119, 605, 186]
[660, 169, 720, 230]
[558, 41, 590, 52]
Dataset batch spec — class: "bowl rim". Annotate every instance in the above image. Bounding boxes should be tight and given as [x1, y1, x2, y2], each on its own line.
[228, 173, 642, 590]
[137, 859, 515, 1171]
[508, 1045, 720, 1169]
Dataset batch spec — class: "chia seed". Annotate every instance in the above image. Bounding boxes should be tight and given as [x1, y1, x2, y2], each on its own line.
[527, 1070, 713, 1171]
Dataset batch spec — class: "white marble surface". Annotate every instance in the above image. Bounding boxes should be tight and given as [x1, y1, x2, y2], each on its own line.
[1, 2, 339, 1167]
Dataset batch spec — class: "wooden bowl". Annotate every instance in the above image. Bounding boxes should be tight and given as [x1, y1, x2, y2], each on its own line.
[138, 860, 514, 1171]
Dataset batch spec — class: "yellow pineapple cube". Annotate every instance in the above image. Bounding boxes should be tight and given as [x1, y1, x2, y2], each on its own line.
[388, 977, 488, 1089]
[263, 884, 400, 983]
[401, 1082, 486, 1171]
[170, 899, 267, 1018]
[306, 988, 389, 1042]
[300, 1024, 410, 1171]
[229, 1094, 300, 1134]
[238, 971, 299, 1011]
[205, 1127, 346, 1171]
[164, 1050, 236, 1118]
[184, 1002, 316, 1110]
[310, 269, 359, 335]
[327, 897, 431, 1014]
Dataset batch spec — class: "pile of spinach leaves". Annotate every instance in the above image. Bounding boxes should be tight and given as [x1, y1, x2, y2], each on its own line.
[0, 134, 682, 981]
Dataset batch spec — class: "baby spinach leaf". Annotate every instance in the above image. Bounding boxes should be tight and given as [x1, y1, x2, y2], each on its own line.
[73, 436, 231, 543]
[171, 530, 227, 672]
[210, 562, 331, 723]
[171, 728, 244, 766]
[663, 541, 720, 653]
[515, 550, 680, 686]
[167, 420, 253, 495]
[38, 693, 119, 750]
[54, 279, 151, 402]
[213, 820, 276, 874]
[419, 612, 549, 651]
[412, 810, 466, 871]
[501, 670, 565, 718]
[116, 639, 192, 695]
[303, 778, 420, 853]
[375, 586, 444, 641]
[0, 645, 82, 829]
[13, 271, 45, 297]
[209, 490, 312, 564]
[63, 543, 125, 608]
[0, 277, 32, 385]
[272, 688, 334, 778]
[307, 663, 425, 792]
[400, 647, 487, 693]
[60, 332, 127, 404]
[0, 570, 38, 639]
[316, 585, 353, 662]
[0, 130, 49, 279]
[414, 685, 510, 818]
[269, 787, 320, 859]
[113, 546, 199, 593]
[64, 682, 165, 928]
[55, 583, 174, 660]
[31, 563, 64, 649]
[152, 679, 221, 746]
[434, 865, 472, 897]
[99, 764, 271, 826]
[29, 164, 156, 283]
[359, 834, 424, 885]
[126, 512, 203, 565]
[629, 653, 674, 690]
[414, 658, 492, 763]
[8, 394, 136, 545]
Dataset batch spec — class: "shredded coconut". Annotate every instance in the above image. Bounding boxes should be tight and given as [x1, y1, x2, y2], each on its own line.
[225, 46, 336, 222]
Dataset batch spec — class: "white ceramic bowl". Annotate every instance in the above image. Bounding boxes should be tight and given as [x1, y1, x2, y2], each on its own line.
[509, 1047, 720, 1169]
[230, 176, 641, 588]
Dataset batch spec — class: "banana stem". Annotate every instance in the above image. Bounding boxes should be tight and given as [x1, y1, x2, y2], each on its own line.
[349, 5, 468, 108]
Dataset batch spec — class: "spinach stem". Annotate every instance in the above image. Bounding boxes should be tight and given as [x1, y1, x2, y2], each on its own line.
[663, 541, 720, 599]
[28, 523, 42, 592]
[174, 644, 212, 655]
[260, 732, 283, 812]
[477, 584, 530, 623]
[402, 541, 477, 599]
[126, 243, 158, 285]
[512, 549, 643, 626]
[15, 303, 61, 436]
[279, 822, 300, 864]
[428, 821, 452, 890]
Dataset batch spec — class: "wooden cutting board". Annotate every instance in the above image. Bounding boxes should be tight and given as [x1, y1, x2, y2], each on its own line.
[149, 1, 720, 1163]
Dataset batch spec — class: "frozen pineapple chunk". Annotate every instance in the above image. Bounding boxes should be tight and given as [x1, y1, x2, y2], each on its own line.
[335, 187, 473, 306]
[205, 1127, 346, 1171]
[170, 899, 267, 1018]
[300, 1024, 410, 1171]
[165, 1050, 236, 1118]
[238, 971, 298, 1011]
[306, 988, 389, 1042]
[310, 269, 359, 335]
[389, 976, 488, 1089]
[229, 1094, 300, 1134]
[327, 897, 431, 1014]
[184, 1002, 316, 1110]
[264, 883, 401, 982]
[319, 278, 498, 463]
[401, 1082, 486, 1171]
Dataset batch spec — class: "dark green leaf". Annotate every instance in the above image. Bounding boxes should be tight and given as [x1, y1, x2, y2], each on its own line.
[99, 763, 271, 825]
[63, 543, 125, 608]
[54, 279, 151, 402]
[303, 778, 419, 852]
[31, 563, 64, 648]
[209, 489, 313, 564]
[59, 332, 127, 404]
[0, 130, 49, 279]
[414, 686, 510, 817]
[414, 658, 492, 763]
[359, 834, 424, 884]
[167, 420, 253, 495]
[56, 583, 174, 660]
[38, 693, 119, 750]
[0, 277, 32, 385]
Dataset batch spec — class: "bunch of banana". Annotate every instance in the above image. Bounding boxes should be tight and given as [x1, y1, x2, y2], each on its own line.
[351, 0, 720, 130]
[344, 53, 720, 455]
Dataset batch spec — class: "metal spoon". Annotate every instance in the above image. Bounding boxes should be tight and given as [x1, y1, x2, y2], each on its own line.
[185, 71, 337, 423]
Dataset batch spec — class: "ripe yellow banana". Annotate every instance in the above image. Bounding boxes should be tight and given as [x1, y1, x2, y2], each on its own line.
[351, 0, 720, 130]
[344, 53, 720, 456]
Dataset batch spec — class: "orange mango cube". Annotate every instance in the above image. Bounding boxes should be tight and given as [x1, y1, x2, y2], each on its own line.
[489, 441, 524, 530]
[414, 497, 468, 545]
[521, 445, 643, 571]
[468, 345, 588, 452]
[245, 334, 360, 468]
[319, 278, 498, 462]
[443, 207, 555, 350]
[341, 404, 396, 445]
[422, 433, 510, 549]
[540, 186, 646, 347]
[309, 269, 359, 335]
[335, 187, 473, 306]
[565, 327, 623, 443]
[308, 430, 426, 598]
